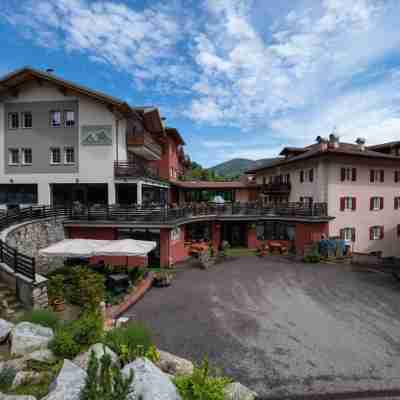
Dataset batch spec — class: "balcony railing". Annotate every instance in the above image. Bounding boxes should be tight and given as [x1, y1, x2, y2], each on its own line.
[262, 182, 291, 194]
[114, 161, 160, 180]
[127, 131, 162, 160]
[68, 202, 329, 223]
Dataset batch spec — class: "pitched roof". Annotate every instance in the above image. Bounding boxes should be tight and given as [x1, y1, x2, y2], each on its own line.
[367, 141, 400, 151]
[166, 127, 185, 146]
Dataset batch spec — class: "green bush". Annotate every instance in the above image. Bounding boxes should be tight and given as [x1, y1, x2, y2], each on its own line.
[18, 310, 60, 330]
[69, 267, 105, 311]
[174, 358, 231, 400]
[303, 254, 321, 263]
[49, 312, 104, 359]
[0, 367, 16, 391]
[104, 321, 153, 365]
[47, 274, 65, 301]
[80, 351, 134, 400]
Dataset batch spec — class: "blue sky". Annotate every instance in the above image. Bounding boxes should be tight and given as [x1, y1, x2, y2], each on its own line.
[1, 0, 400, 167]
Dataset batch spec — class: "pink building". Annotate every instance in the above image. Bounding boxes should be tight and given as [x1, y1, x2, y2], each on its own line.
[248, 136, 400, 256]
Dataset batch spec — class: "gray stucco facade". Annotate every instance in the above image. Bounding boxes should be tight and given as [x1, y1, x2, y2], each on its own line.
[4, 100, 79, 174]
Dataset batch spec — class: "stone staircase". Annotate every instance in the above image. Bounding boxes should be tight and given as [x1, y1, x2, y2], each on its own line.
[0, 282, 25, 321]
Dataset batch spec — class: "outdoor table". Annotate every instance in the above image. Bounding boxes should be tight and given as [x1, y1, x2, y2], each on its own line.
[189, 243, 209, 257]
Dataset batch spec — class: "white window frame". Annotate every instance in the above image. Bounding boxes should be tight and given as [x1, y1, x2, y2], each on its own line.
[21, 112, 32, 129]
[64, 147, 75, 165]
[50, 147, 61, 165]
[8, 112, 19, 129]
[64, 110, 75, 127]
[50, 110, 62, 128]
[342, 227, 354, 241]
[344, 197, 354, 210]
[21, 148, 32, 165]
[372, 197, 381, 210]
[371, 226, 382, 240]
[8, 148, 19, 165]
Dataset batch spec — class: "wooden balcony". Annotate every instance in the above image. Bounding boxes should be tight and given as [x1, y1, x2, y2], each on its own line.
[127, 131, 162, 160]
[262, 182, 291, 194]
[114, 161, 160, 181]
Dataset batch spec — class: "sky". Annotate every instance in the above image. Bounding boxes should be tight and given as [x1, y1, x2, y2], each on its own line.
[1, 0, 400, 167]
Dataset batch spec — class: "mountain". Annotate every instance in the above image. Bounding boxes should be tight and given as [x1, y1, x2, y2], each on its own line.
[208, 158, 278, 178]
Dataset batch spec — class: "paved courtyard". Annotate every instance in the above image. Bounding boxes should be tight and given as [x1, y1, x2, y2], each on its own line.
[126, 257, 400, 397]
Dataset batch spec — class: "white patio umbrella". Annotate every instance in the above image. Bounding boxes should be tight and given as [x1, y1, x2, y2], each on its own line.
[39, 239, 111, 258]
[213, 195, 225, 204]
[96, 239, 157, 257]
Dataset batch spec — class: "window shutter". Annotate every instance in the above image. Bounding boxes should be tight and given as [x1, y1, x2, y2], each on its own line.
[397, 224, 400, 237]
[395, 198, 399, 210]
[370, 197, 374, 210]
[380, 197, 384, 210]
[340, 197, 345, 211]
[352, 197, 356, 211]
[370, 170, 374, 183]
[339, 229, 344, 240]
[380, 170, 384, 182]
[381, 226, 384, 239]
[395, 171, 399, 183]
[351, 228, 356, 242]
[341, 168, 346, 181]
[369, 227, 373, 240]
[352, 168, 357, 181]
[309, 169, 314, 182]
[300, 170, 304, 183]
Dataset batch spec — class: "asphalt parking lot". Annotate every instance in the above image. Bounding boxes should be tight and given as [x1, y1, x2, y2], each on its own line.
[127, 256, 400, 397]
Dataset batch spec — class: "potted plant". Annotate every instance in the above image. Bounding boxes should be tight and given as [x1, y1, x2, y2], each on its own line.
[153, 271, 173, 287]
[47, 274, 65, 312]
[257, 241, 268, 257]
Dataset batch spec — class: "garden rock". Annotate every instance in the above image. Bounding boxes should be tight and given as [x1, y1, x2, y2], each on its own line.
[12, 371, 43, 388]
[0, 357, 28, 373]
[10, 322, 54, 356]
[123, 357, 182, 400]
[0, 319, 15, 343]
[42, 359, 86, 400]
[73, 343, 119, 370]
[157, 350, 194, 376]
[0, 395, 37, 400]
[26, 349, 56, 363]
[224, 382, 257, 400]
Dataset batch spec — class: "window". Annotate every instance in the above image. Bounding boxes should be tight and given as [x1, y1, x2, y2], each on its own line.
[8, 112, 19, 129]
[395, 171, 400, 183]
[299, 196, 313, 206]
[21, 112, 32, 128]
[50, 111, 61, 127]
[64, 147, 75, 164]
[397, 225, 400, 238]
[50, 148, 61, 164]
[340, 197, 356, 211]
[370, 169, 384, 183]
[309, 168, 314, 182]
[370, 226, 384, 240]
[340, 227, 355, 242]
[300, 170, 304, 183]
[340, 167, 357, 181]
[65, 110, 75, 127]
[283, 174, 290, 184]
[0, 184, 38, 204]
[21, 148, 32, 165]
[395, 197, 400, 210]
[8, 148, 19, 165]
[370, 196, 384, 210]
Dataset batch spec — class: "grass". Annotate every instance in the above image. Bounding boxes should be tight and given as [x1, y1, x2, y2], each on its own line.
[225, 247, 256, 257]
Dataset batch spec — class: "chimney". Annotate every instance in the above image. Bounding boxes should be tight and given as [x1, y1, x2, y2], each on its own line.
[329, 133, 339, 149]
[316, 136, 328, 151]
[355, 137, 366, 151]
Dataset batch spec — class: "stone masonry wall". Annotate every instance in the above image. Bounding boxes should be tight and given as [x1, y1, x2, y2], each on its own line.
[6, 218, 66, 275]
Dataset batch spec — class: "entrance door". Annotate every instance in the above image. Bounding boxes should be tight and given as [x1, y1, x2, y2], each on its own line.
[223, 223, 247, 247]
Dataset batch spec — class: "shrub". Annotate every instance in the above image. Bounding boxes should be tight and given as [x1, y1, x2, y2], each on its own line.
[104, 322, 153, 365]
[69, 267, 105, 311]
[80, 351, 134, 400]
[49, 328, 81, 359]
[174, 358, 231, 400]
[303, 254, 321, 263]
[0, 367, 16, 391]
[47, 274, 65, 301]
[18, 310, 60, 330]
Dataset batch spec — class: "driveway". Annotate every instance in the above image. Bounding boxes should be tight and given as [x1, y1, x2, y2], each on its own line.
[126, 257, 400, 397]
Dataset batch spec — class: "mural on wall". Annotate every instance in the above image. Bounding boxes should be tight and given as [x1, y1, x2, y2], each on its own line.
[81, 125, 112, 145]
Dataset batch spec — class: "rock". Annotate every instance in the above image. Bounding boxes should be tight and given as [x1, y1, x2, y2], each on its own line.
[0, 357, 28, 373]
[0, 395, 37, 400]
[12, 371, 43, 388]
[73, 343, 119, 370]
[25, 349, 56, 363]
[224, 382, 257, 400]
[0, 319, 15, 343]
[157, 350, 194, 376]
[123, 357, 181, 400]
[11, 322, 54, 356]
[42, 359, 87, 400]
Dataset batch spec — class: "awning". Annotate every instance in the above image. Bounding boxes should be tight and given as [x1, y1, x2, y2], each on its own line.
[39, 239, 111, 258]
[96, 239, 157, 257]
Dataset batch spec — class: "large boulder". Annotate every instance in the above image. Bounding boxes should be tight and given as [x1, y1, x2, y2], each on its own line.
[0, 395, 37, 400]
[0, 319, 15, 343]
[42, 359, 87, 400]
[12, 371, 43, 388]
[25, 349, 56, 363]
[10, 322, 54, 356]
[73, 343, 119, 371]
[157, 350, 194, 376]
[224, 382, 257, 400]
[123, 357, 182, 400]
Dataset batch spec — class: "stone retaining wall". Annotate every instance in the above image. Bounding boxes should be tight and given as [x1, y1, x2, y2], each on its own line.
[5, 218, 66, 275]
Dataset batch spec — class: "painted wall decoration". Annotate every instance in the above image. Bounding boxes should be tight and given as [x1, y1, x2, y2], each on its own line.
[81, 125, 112, 145]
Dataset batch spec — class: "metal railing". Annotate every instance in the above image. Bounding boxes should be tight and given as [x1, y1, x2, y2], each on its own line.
[262, 182, 291, 194]
[114, 161, 160, 180]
